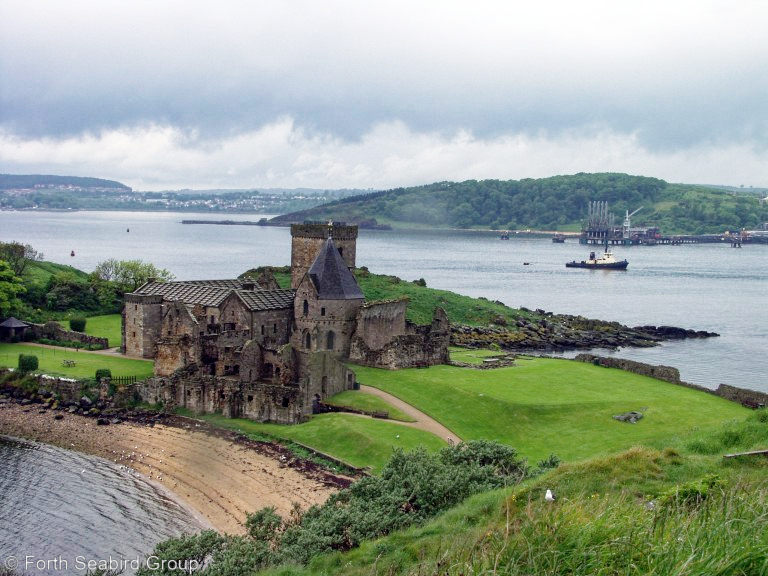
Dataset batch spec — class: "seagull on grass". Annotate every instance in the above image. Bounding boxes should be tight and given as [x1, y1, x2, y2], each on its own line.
[545, 489, 556, 502]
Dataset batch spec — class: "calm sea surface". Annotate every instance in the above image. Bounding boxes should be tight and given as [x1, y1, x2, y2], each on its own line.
[0, 210, 766, 571]
[0, 435, 206, 575]
[1, 210, 765, 393]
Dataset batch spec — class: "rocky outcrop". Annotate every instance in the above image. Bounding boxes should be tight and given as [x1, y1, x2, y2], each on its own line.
[451, 312, 719, 352]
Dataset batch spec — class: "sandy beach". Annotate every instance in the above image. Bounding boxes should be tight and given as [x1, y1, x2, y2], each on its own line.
[0, 401, 347, 535]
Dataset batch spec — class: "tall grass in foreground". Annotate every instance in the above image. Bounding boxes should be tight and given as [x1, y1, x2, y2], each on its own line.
[286, 412, 768, 576]
[428, 481, 768, 575]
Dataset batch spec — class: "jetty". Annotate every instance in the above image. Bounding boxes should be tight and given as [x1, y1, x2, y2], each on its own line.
[578, 201, 766, 246]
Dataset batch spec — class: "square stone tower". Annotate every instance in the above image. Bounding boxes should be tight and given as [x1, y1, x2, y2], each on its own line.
[290, 222, 358, 289]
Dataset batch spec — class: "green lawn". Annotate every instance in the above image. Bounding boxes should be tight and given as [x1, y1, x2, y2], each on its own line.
[325, 390, 416, 422]
[83, 314, 122, 348]
[351, 358, 748, 464]
[0, 343, 154, 379]
[56, 314, 122, 347]
[180, 412, 446, 474]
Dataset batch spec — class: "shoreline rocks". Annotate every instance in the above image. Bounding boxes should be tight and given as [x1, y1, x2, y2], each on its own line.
[450, 313, 719, 352]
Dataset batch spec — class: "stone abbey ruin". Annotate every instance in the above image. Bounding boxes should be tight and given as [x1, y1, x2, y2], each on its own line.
[123, 223, 449, 424]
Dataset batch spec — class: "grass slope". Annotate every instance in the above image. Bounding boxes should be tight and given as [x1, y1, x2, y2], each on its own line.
[177, 411, 446, 473]
[325, 390, 417, 422]
[81, 314, 122, 347]
[351, 358, 748, 463]
[247, 265, 527, 326]
[263, 411, 768, 576]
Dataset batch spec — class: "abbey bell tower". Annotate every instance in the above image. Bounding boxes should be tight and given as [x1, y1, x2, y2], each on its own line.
[290, 222, 358, 289]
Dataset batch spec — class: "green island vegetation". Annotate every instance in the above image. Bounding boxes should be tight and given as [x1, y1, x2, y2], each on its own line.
[271, 172, 768, 234]
[245, 265, 530, 326]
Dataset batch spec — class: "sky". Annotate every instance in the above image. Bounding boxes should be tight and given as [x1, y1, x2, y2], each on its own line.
[1, 0, 767, 191]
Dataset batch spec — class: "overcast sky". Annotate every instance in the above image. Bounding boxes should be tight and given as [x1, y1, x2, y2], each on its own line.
[1, 0, 767, 191]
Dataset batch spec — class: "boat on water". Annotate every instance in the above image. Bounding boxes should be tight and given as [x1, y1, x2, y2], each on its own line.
[552, 234, 566, 243]
[566, 246, 628, 269]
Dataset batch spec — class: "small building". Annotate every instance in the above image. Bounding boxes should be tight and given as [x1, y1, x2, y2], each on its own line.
[0, 317, 30, 342]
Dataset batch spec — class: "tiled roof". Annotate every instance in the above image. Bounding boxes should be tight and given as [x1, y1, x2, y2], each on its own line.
[235, 289, 295, 311]
[132, 281, 233, 307]
[308, 238, 364, 300]
[131, 280, 296, 310]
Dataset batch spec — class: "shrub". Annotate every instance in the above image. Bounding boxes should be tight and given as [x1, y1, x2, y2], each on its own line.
[69, 316, 87, 332]
[95, 368, 112, 381]
[17, 354, 38, 374]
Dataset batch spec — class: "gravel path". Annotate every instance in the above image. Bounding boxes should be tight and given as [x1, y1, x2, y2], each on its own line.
[359, 385, 462, 444]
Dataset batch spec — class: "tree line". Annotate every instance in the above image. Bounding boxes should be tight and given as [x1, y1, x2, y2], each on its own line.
[274, 173, 768, 234]
[0, 241, 173, 322]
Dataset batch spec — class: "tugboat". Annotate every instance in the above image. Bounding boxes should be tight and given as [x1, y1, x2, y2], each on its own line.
[566, 245, 628, 269]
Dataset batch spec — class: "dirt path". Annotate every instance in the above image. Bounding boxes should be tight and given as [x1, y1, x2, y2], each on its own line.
[359, 385, 462, 444]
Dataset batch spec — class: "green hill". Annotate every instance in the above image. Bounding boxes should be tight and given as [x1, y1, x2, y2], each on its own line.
[0, 173, 130, 191]
[270, 172, 768, 234]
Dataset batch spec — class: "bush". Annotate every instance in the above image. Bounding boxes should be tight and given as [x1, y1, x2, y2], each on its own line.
[69, 316, 87, 332]
[18, 354, 39, 374]
[95, 368, 112, 381]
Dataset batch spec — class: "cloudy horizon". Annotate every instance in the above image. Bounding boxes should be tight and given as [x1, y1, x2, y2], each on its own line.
[1, 0, 767, 191]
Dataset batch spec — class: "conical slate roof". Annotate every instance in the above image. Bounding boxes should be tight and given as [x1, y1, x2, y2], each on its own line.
[0, 317, 29, 328]
[308, 237, 364, 300]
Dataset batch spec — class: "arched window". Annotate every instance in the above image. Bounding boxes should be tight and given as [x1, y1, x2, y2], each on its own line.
[302, 299, 309, 315]
[305, 332, 311, 349]
[326, 330, 335, 350]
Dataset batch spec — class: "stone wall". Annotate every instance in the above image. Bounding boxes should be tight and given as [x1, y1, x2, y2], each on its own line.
[30, 321, 109, 350]
[354, 300, 408, 350]
[714, 384, 768, 408]
[124, 293, 163, 357]
[349, 307, 450, 369]
[574, 353, 682, 384]
[290, 223, 358, 288]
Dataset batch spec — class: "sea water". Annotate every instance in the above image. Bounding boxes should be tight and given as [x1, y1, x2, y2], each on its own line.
[0, 435, 206, 575]
[0, 209, 766, 572]
[0, 210, 764, 393]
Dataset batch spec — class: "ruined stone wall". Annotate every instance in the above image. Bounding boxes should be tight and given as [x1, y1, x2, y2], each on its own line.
[574, 354, 682, 384]
[29, 322, 109, 350]
[348, 307, 450, 369]
[135, 373, 305, 424]
[300, 351, 356, 404]
[250, 308, 292, 348]
[154, 302, 201, 377]
[219, 294, 252, 331]
[290, 223, 358, 288]
[355, 300, 408, 350]
[124, 294, 163, 358]
[714, 384, 768, 408]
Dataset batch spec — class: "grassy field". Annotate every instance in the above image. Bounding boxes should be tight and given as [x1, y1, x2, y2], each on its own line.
[82, 314, 122, 347]
[350, 357, 748, 464]
[0, 343, 154, 379]
[325, 390, 416, 422]
[56, 314, 122, 347]
[176, 411, 446, 473]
